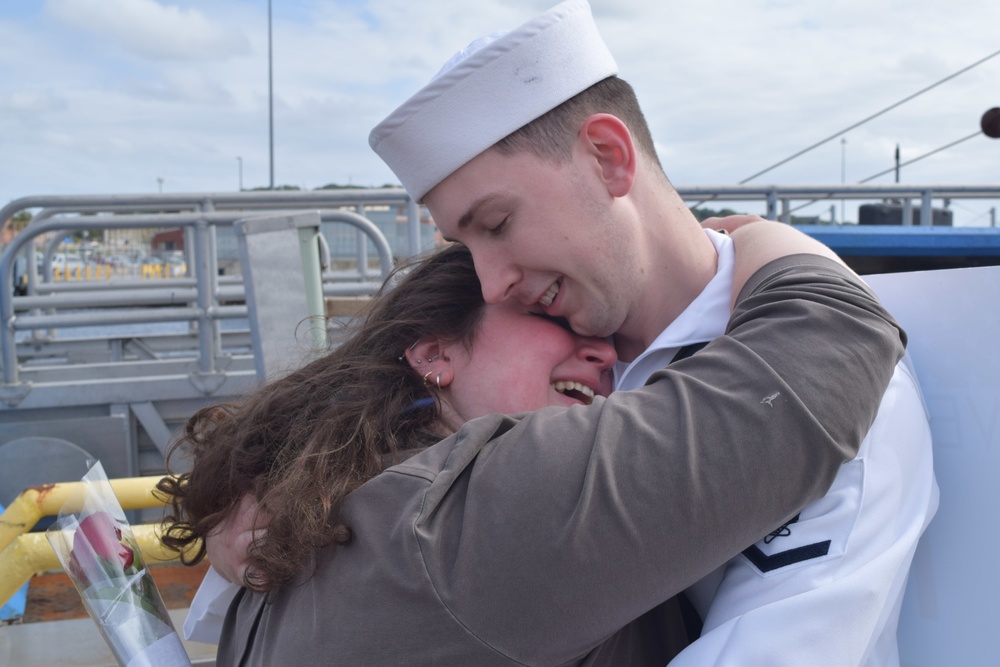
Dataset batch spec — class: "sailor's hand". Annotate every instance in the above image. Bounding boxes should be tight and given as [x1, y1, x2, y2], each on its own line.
[205, 493, 270, 590]
[701, 214, 767, 233]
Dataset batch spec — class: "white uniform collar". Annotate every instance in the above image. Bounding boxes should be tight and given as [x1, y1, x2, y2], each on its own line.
[614, 229, 735, 391]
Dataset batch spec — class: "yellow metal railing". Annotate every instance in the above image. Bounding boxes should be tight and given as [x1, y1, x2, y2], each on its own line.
[0, 476, 193, 609]
[51, 265, 114, 282]
[46, 263, 187, 282]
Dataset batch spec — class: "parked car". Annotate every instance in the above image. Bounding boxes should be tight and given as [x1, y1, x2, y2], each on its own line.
[50, 253, 86, 270]
[12, 255, 28, 296]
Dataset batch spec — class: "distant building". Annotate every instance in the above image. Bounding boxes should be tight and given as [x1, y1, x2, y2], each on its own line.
[859, 203, 953, 227]
[151, 228, 185, 253]
[321, 205, 438, 259]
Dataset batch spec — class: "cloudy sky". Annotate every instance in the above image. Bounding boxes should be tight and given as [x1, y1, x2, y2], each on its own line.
[2, 0, 998, 225]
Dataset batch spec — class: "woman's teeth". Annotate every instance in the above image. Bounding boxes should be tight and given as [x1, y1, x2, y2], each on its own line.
[539, 281, 559, 307]
[552, 381, 595, 405]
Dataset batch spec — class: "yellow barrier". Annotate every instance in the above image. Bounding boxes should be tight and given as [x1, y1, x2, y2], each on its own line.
[83, 265, 111, 281]
[0, 476, 196, 609]
[139, 264, 169, 279]
[0, 524, 190, 610]
[47, 263, 181, 282]
[48, 264, 119, 282]
[0, 476, 166, 552]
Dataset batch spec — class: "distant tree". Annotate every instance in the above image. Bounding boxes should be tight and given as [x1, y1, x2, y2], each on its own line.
[689, 206, 826, 226]
[689, 206, 746, 222]
[790, 216, 825, 225]
[70, 229, 104, 242]
[10, 211, 32, 232]
[314, 183, 403, 190]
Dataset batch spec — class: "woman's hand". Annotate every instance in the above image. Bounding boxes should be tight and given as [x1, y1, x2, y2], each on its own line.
[205, 493, 270, 589]
[701, 213, 767, 234]
[729, 221, 851, 307]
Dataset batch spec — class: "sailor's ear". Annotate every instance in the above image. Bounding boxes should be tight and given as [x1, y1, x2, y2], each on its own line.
[578, 113, 637, 198]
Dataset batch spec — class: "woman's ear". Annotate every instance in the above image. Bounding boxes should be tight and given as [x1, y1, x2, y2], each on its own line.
[405, 339, 456, 390]
[578, 113, 637, 198]
[404, 339, 442, 374]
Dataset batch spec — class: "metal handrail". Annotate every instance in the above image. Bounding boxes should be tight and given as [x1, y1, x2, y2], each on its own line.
[0, 525, 192, 612]
[0, 188, 415, 224]
[1, 208, 396, 385]
[0, 476, 167, 552]
[0, 476, 195, 610]
[673, 183, 1000, 224]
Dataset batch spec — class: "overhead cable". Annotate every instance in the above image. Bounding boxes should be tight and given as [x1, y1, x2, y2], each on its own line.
[783, 130, 984, 216]
[738, 46, 1000, 185]
[857, 130, 984, 183]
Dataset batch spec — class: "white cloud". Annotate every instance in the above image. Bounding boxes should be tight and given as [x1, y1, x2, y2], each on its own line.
[2, 0, 998, 223]
[46, 0, 250, 60]
[123, 68, 237, 105]
[0, 90, 68, 115]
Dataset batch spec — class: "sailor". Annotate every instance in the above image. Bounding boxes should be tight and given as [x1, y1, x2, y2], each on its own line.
[370, 0, 939, 663]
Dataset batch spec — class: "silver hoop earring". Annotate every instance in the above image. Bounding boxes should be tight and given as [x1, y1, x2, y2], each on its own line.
[422, 370, 434, 385]
[436, 374, 441, 390]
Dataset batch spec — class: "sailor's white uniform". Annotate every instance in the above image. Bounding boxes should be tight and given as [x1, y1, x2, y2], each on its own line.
[614, 230, 940, 666]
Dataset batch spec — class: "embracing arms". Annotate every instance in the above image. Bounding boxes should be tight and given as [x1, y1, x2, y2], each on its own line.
[405, 248, 903, 662]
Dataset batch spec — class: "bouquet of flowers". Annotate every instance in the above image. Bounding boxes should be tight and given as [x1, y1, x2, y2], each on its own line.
[46, 461, 192, 667]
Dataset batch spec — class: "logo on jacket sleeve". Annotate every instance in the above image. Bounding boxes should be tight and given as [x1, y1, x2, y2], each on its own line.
[741, 515, 832, 573]
[738, 457, 863, 576]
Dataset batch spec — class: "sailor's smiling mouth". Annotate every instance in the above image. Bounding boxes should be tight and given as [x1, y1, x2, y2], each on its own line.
[539, 279, 561, 308]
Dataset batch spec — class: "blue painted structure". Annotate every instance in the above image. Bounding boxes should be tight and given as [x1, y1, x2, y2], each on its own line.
[795, 225, 1000, 273]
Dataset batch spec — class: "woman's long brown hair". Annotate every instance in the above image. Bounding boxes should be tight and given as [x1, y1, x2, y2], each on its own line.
[157, 244, 484, 589]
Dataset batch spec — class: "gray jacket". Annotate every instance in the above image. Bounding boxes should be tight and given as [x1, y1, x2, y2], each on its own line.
[219, 255, 905, 667]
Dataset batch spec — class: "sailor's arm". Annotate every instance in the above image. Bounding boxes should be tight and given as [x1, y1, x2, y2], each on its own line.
[423, 252, 905, 662]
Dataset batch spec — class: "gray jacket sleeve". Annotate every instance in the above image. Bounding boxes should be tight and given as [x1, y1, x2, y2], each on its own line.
[395, 255, 906, 664]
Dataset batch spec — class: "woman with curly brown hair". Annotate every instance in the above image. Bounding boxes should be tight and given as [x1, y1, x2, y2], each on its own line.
[159, 242, 617, 636]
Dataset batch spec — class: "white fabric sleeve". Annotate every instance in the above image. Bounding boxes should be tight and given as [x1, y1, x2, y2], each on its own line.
[669, 362, 938, 666]
[183, 566, 240, 645]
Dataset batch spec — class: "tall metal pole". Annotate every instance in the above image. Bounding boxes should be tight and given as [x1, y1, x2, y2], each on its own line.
[237, 156, 243, 191]
[895, 144, 901, 183]
[268, 0, 274, 190]
[840, 138, 847, 224]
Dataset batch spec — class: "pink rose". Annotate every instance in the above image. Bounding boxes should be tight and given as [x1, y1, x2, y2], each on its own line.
[69, 512, 136, 582]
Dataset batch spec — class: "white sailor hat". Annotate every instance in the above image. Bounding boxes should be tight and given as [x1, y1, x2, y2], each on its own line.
[368, 0, 618, 202]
